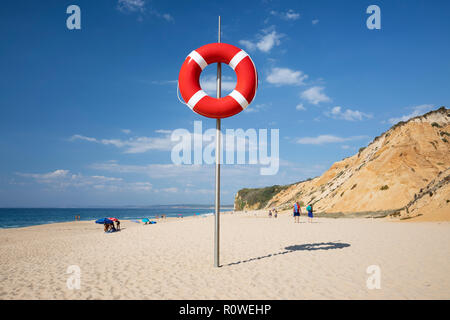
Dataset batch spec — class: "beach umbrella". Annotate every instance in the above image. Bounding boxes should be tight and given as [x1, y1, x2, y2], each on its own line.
[142, 218, 149, 223]
[108, 217, 118, 222]
[95, 218, 113, 224]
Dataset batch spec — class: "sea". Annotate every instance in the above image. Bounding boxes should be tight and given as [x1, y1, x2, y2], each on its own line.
[0, 205, 234, 229]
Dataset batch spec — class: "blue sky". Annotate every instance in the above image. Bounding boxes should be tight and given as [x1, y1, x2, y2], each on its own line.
[0, 0, 449, 207]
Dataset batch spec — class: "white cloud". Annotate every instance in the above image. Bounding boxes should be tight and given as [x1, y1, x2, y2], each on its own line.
[71, 128, 263, 156]
[387, 104, 434, 124]
[70, 134, 97, 143]
[161, 187, 179, 193]
[200, 75, 236, 95]
[244, 103, 267, 113]
[270, 9, 300, 21]
[312, 19, 319, 25]
[239, 28, 284, 53]
[238, 40, 256, 51]
[257, 31, 283, 52]
[16, 169, 153, 192]
[296, 103, 306, 111]
[70, 131, 174, 154]
[266, 67, 308, 86]
[117, 0, 146, 13]
[18, 169, 70, 181]
[296, 135, 367, 145]
[162, 13, 174, 22]
[285, 10, 300, 20]
[301, 86, 331, 105]
[121, 129, 131, 134]
[326, 106, 373, 121]
[116, 0, 174, 22]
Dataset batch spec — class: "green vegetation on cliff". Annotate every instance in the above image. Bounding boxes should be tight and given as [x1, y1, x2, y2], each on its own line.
[235, 185, 290, 210]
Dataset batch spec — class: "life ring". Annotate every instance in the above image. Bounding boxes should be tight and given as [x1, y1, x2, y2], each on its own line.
[178, 43, 258, 119]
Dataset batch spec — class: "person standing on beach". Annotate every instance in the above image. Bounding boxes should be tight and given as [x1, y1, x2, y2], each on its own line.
[293, 202, 301, 223]
[307, 204, 313, 223]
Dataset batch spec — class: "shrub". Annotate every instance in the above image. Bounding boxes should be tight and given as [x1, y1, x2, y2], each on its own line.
[235, 184, 290, 209]
[431, 122, 442, 128]
[351, 184, 357, 190]
[380, 185, 389, 191]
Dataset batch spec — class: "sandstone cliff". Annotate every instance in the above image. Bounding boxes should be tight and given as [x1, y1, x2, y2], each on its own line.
[234, 107, 450, 221]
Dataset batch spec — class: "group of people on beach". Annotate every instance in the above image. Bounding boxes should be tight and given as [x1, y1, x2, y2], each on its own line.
[268, 208, 278, 218]
[266, 203, 313, 222]
[293, 202, 313, 223]
[104, 220, 120, 232]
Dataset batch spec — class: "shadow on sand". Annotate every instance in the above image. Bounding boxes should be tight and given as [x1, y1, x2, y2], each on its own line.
[225, 242, 350, 267]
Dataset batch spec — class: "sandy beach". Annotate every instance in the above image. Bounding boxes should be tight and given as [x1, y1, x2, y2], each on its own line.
[0, 211, 449, 300]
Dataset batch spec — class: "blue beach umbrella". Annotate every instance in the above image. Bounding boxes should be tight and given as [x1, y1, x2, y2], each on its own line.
[142, 218, 149, 223]
[95, 218, 113, 224]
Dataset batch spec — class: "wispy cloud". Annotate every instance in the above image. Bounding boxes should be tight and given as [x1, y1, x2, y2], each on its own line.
[270, 9, 300, 21]
[387, 104, 434, 124]
[312, 19, 319, 25]
[296, 103, 306, 111]
[117, 0, 146, 13]
[244, 103, 268, 113]
[295, 134, 367, 145]
[200, 75, 236, 95]
[301, 86, 331, 105]
[16, 169, 152, 192]
[90, 159, 325, 193]
[70, 131, 174, 153]
[162, 13, 174, 22]
[70, 127, 260, 155]
[116, 0, 174, 22]
[239, 27, 284, 53]
[325, 106, 373, 121]
[266, 67, 308, 86]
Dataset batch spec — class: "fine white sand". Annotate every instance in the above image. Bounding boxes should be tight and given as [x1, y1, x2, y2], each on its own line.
[0, 211, 449, 299]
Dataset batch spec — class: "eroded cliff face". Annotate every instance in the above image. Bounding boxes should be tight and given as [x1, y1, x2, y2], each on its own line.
[235, 107, 450, 220]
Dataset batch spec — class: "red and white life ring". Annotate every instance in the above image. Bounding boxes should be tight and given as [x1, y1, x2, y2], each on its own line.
[178, 43, 258, 119]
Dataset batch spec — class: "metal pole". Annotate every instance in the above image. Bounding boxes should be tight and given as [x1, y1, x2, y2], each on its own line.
[214, 16, 221, 268]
